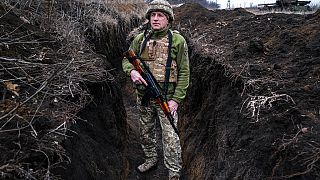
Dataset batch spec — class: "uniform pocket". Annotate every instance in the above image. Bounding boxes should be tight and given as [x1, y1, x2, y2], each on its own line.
[136, 84, 146, 94]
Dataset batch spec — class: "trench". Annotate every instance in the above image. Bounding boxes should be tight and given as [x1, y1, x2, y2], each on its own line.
[56, 3, 320, 180]
[1, 2, 319, 179]
[58, 14, 249, 179]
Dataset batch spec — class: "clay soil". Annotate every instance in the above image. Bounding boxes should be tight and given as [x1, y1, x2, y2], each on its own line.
[1, 1, 319, 180]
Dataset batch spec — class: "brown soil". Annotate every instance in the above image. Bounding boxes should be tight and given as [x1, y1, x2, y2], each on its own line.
[174, 3, 320, 180]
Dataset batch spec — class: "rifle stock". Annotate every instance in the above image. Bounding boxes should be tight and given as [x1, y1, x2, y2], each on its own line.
[124, 49, 179, 135]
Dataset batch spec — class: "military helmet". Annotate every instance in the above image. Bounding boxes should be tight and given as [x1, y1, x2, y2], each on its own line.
[146, 0, 174, 22]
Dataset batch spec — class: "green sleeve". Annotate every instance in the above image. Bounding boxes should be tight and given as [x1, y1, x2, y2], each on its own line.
[122, 33, 144, 76]
[172, 33, 190, 104]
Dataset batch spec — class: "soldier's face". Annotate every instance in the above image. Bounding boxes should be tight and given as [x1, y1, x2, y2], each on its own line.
[150, 11, 169, 30]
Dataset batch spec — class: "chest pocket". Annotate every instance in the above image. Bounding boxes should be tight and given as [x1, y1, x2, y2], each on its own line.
[140, 36, 177, 83]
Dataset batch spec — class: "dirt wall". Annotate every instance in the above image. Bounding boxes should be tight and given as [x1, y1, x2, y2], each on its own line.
[0, 1, 141, 179]
[62, 81, 128, 179]
[175, 3, 320, 180]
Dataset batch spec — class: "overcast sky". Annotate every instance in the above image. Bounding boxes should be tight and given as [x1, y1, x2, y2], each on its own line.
[211, 0, 320, 9]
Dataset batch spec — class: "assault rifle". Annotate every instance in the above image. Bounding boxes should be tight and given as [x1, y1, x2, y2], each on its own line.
[124, 49, 179, 135]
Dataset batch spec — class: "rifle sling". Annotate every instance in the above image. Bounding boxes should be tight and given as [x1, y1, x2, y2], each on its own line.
[164, 30, 173, 99]
[139, 30, 152, 56]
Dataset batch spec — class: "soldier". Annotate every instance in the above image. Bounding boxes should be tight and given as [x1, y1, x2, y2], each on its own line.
[122, 0, 190, 179]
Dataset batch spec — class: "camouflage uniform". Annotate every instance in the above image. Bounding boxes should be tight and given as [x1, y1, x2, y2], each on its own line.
[122, 0, 189, 178]
[137, 97, 182, 177]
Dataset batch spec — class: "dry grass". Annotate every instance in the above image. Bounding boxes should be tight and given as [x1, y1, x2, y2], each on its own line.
[0, 0, 134, 179]
[241, 93, 295, 122]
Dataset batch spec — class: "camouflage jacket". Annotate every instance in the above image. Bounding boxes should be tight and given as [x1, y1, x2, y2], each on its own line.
[122, 27, 190, 104]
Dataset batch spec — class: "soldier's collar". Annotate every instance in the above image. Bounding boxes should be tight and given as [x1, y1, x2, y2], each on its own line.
[151, 26, 170, 38]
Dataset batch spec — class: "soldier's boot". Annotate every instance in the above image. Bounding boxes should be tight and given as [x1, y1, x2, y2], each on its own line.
[137, 157, 158, 173]
[169, 171, 180, 180]
[169, 176, 180, 180]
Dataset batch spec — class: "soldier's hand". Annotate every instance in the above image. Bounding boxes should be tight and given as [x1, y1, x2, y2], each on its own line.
[130, 70, 148, 86]
[168, 100, 178, 117]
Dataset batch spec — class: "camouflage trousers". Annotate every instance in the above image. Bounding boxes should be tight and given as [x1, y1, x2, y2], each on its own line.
[137, 97, 182, 175]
